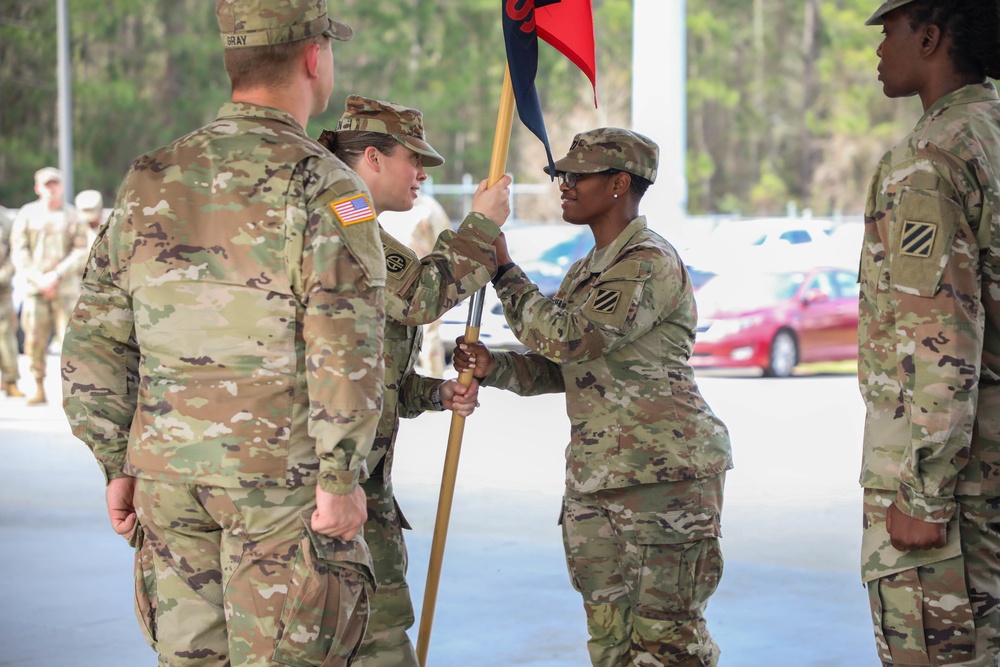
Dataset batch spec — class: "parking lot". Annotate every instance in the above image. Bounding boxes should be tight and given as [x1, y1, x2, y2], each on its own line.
[0, 354, 877, 666]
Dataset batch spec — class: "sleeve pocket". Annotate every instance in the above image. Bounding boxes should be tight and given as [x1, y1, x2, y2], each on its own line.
[585, 260, 651, 331]
[890, 188, 961, 297]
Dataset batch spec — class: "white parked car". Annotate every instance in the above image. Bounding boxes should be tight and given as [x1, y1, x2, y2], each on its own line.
[683, 217, 838, 273]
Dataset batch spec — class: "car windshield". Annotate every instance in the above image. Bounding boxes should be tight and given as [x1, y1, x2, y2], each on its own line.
[696, 272, 807, 311]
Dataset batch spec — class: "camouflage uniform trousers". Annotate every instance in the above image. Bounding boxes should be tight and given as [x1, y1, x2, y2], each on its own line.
[0, 290, 19, 384]
[20, 292, 75, 378]
[562, 473, 726, 667]
[863, 489, 1000, 667]
[132, 479, 371, 667]
[353, 478, 419, 667]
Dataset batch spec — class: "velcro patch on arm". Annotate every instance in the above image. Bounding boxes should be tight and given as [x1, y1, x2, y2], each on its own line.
[584, 260, 648, 331]
[890, 188, 960, 297]
[380, 229, 419, 295]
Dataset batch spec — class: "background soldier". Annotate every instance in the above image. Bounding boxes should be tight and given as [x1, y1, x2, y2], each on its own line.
[10, 167, 88, 404]
[406, 194, 453, 377]
[320, 95, 510, 667]
[0, 206, 23, 397]
[455, 128, 733, 667]
[61, 1, 386, 665]
[858, 1, 1000, 665]
[74, 189, 104, 248]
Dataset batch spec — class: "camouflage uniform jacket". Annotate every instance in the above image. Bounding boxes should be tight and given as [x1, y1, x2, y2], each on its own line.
[860, 82, 1000, 523]
[62, 102, 387, 496]
[485, 217, 732, 494]
[370, 213, 499, 482]
[10, 200, 89, 298]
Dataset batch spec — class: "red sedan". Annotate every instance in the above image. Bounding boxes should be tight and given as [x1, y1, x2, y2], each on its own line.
[690, 267, 859, 377]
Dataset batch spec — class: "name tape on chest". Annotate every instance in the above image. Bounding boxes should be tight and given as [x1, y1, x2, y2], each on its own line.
[331, 194, 376, 226]
[900, 220, 937, 258]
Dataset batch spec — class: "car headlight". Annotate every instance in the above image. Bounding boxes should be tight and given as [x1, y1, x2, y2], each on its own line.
[700, 315, 764, 340]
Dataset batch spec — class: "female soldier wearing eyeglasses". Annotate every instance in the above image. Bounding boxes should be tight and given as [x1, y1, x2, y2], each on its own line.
[454, 128, 732, 667]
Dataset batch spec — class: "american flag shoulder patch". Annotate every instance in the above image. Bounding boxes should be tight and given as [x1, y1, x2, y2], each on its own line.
[331, 194, 376, 226]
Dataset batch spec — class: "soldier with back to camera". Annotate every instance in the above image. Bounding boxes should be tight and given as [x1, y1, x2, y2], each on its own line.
[61, 1, 387, 665]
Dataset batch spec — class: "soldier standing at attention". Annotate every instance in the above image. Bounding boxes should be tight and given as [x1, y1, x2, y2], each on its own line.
[0, 206, 24, 397]
[858, 2, 1000, 665]
[319, 95, 511, 667]
[10, 167, 89, 404]
[61, 2, 387, 665]
[454, 128, 733, 667]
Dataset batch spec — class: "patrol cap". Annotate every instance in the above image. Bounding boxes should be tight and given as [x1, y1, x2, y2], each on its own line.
[865, 0, 919, 25]
[75, 189, 103, 211]
[216, 0, 352, 49]
[335, 95, 445, 167]
[34, 167, 62, 186]
[545, 127, 658, 183]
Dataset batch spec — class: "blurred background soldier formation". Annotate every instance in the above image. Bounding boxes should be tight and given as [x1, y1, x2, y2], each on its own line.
[321, 95, 510, 667]
[0, 206, 23, 397]
[74, 189, 104, 248]
[10, 167, 88, 404]
[406, 194, 453, 377]
[454, 129, 732, 667]
[379, 192, 456, 377]
[60, 1, 387, 665]
[858, 1, 1000, 665]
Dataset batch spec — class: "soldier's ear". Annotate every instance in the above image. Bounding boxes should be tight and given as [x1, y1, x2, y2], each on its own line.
[303, 41, 321, 79]
[920, 22, 942, 56]
[363, 146, 382, 171]
[613, 172, 631, 197]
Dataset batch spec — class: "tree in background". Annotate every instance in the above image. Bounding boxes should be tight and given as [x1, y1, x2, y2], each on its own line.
[0, 0, 929, 217]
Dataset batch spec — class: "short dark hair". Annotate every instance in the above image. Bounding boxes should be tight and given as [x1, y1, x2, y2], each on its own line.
[902, 0, 1000, 79]
[606, 169, 652, 200]
[224, 35, 325, 91]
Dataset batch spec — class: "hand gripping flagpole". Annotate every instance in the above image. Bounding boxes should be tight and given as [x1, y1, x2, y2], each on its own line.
[415, 65, 515, 667]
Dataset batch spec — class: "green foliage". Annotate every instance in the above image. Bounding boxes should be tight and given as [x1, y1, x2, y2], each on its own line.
[0, 0, 930, 217]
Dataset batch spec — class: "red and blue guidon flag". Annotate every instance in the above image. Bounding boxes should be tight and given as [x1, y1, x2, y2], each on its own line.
[331, 194, 376, 226]
[502, 0, 597, 176]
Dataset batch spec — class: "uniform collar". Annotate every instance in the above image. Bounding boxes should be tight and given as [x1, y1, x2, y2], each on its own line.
[215, 102, 307, 134]
[586, 216, 648, 274]
[921, 82, 999, 122]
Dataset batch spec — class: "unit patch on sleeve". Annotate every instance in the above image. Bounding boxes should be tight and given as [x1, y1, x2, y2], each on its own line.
[331, 194, 376, 226]
[384, 248, 409, 274]
[899, 220, 937, 258]
[592, 288, 621, 314]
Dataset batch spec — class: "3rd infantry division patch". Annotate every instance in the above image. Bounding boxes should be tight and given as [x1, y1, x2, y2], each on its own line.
[900, 220, 937, 257]
[593, 288, 621, 314]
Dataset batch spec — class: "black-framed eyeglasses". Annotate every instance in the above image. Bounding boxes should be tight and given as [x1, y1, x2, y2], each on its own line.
[556, 171, 580, 189]
[556, 169, 621, 189]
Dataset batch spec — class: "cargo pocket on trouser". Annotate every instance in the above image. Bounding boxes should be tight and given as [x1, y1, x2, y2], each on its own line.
[271, 516, 371, 667]
[131, 522, 158, 650]
[628, 509, 723, 666]
[868, 554, 977, 666]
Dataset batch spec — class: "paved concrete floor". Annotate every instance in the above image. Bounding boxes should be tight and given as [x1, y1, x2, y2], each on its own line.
[0, 356, 878, 666]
